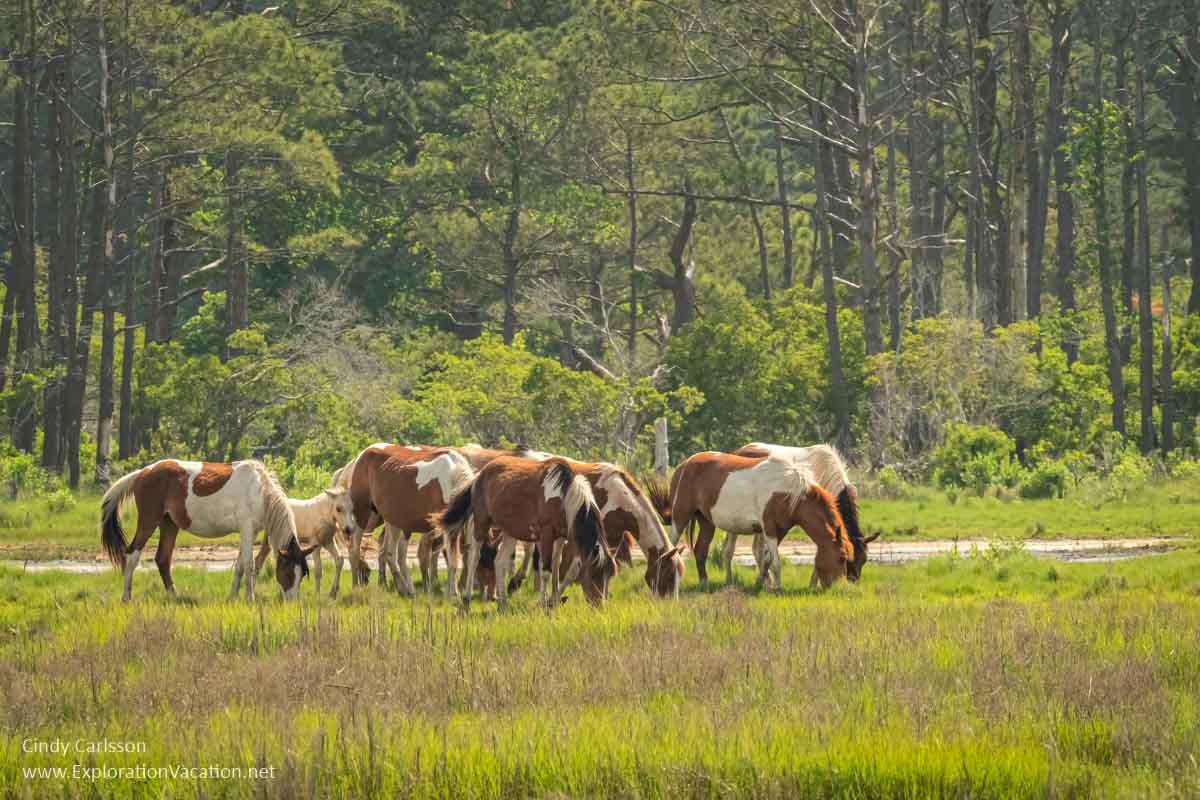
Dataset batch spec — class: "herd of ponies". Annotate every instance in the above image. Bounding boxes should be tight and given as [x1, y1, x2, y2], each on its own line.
[98, 441, 878, 606]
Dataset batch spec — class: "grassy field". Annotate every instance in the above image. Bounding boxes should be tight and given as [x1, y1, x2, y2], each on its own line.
[2, 475, 1199, 562]
[1, 546, 1199, 799]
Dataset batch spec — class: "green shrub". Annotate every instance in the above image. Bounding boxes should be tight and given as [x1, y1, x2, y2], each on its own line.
[1020, 460, 1070, 499]
[932, 423, 1020, 494]
[45, 488, 77, 514]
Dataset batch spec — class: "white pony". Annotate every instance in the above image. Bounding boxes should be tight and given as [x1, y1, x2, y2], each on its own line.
[99, 459, 309, 601]
[253, 486, 356, 597]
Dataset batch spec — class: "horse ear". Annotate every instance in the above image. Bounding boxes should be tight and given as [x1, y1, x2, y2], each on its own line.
[667, 542, 688, 558]
[278, 548, 289, 558]
[863, 532, 881, 544]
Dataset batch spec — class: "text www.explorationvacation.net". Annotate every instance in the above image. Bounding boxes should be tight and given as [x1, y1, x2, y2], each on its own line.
[22, 764, 276, 781]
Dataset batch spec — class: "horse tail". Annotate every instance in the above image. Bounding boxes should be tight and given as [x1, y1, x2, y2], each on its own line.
[99, 468, 142, 568]
[439, 479, 475, 538]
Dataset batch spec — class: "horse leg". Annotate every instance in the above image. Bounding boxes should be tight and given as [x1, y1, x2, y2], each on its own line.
[759, 529, 784, 592]
[389, 527, 414, 597]
[253, 534, 271, 578]
[326, 541, 343, 598]
[692, 519, 717, 586]
[507, 540, 534, 594]
[239, 524, 257, 602]
[443, 529, 461, 604]
[752, 533, 772, 588]
[462, 523, 484, 611]
[312, 538, 324, 596]
[494, 536, 517, 609]
[546, 535, 562, 609]
[155, 521, 180, 596]
[375, 528, 389, 588]
[722, 529, 740, 583]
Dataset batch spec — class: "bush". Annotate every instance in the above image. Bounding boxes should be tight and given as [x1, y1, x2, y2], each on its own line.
[45, 488, 77, 513]
[1020, 460, 1070, 499]
[931, 423, 1020, 494]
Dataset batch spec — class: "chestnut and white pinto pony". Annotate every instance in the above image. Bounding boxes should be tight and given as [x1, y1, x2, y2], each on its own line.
[344, 444, 476, 599]
[665, 451, 852, 589]
[99, 460, 311, 602]
[439, 456, 617, 609]
[251, 486, 356, 597]
[506, 459, 686, 598]
[733, 443, 878, 582]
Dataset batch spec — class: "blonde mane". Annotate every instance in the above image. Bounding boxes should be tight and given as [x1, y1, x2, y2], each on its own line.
[254, 462, 299, 550]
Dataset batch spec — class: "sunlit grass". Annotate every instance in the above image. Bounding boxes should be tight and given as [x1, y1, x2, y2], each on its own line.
[2, 547, 1200, 798]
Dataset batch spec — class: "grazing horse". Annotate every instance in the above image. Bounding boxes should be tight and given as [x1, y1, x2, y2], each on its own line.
[506, 460, 686, 598]
[251, 486, 356, 597]
[733, 442, 878, 582]
[99, 460, 312, 601]
[666, 451, 851, 589]
[439, 456, 616, 609]
[345, 445, 476, 599]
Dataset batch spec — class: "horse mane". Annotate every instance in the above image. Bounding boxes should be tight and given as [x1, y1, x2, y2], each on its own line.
[254, 462, 299, 551]
[605, 466, 671, 551]
[803, 482, 852, 558]
[548, 460, 605, 567]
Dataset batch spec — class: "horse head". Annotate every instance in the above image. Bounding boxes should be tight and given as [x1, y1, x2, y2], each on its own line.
[275, 536, 319, 598]
[323, 486, 355, 539]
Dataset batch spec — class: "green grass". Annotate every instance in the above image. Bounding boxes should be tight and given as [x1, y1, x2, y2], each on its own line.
[861, 477, 1200, 540]
[2, 547, 1200, 798]
[3, 475, 1198, 562]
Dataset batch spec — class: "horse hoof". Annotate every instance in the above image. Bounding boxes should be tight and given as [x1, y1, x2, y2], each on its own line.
[121, 594, 131, 603]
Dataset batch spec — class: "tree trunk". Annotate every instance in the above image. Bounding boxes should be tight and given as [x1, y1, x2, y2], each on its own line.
[851, 0, 883, 356]
[1049, 2, 1078, 362]
[815, 108, 852, 451]
[1094, 14, 1126, 437]
[886, 134, 902, 351]
[1135, 9, 1154, 453]
[1161, 244, 1174, 453]
[626, 134, 639, 362]
[1117, 8, 1135, 362]
[0, 260, 13, 395]
[1010, 0, 1033, 321]
[94, 0, 117, 486]
[1021, 0, 1044, 320]
[1180, 9, 1200, 314]
[222, 150, 246, 360]
[43, 53, 76, 472]
[775, 124, 795, 289]
[10, 0, 39, 452]
[717, 111, 770, 300]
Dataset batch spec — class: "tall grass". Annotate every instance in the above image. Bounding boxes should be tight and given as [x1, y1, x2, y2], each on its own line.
[2, 546, 1200, 798]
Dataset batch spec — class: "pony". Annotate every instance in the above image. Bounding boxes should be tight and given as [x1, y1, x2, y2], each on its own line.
[666, 451, 852, 589]
[439, 456, 616, 609]
[733, 442, 878, 582]
[99, 460, 312, 601]
[344, 445, 475, 599]
[505, 459, 686, 598]
[251, 486, 356, 597]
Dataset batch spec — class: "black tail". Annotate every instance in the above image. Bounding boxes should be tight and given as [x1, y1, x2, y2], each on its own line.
[99, 468, 141, 568]
[439, 482, 474, 535]
[836, 488, 863, 544]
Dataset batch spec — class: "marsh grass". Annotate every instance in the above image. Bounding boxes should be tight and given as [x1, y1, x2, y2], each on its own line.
[2, 546, 1200, 798]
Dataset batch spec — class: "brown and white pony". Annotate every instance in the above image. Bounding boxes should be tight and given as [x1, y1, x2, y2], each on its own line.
[439, 456, 616, 609]
[506, 460, 686, 598]
[99, 460, 312, 601]
[664, 451, 852, 589]
[733, 443, 878, 581]
[344, 444, 476, 599]
[251, 486, 356, 597]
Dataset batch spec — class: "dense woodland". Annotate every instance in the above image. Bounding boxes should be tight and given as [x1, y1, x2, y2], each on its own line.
[2, 0, 1200, 498]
